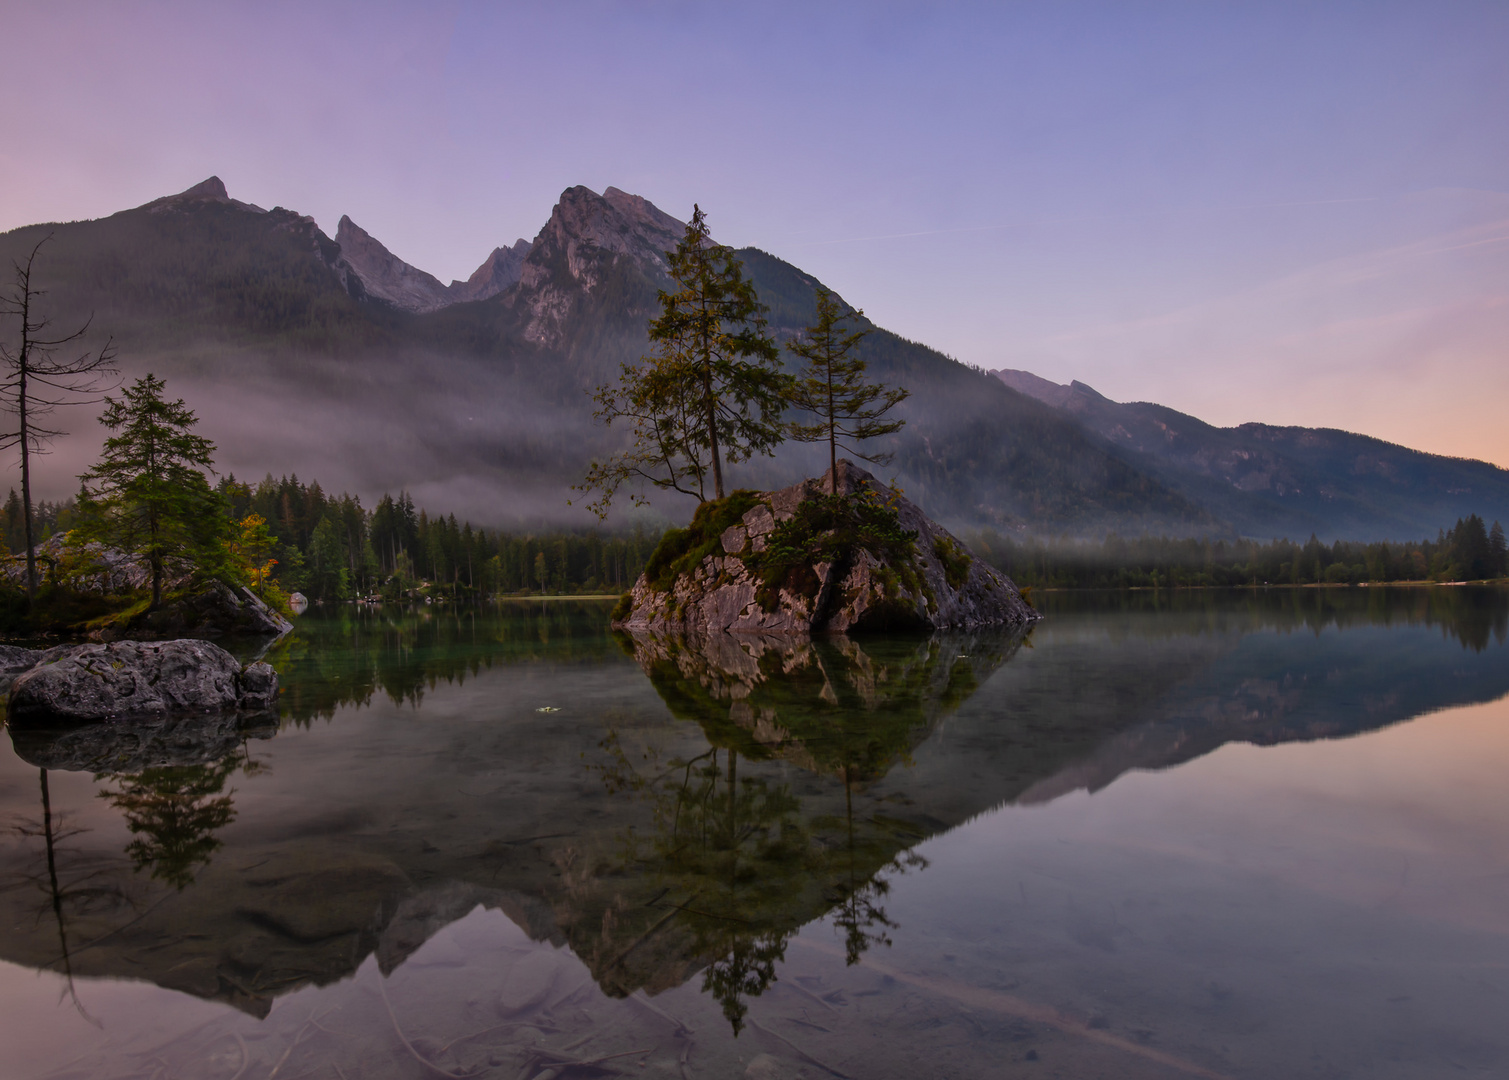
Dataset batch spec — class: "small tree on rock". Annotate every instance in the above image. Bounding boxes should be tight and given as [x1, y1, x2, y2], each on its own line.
[578, 206, 786, 516]
[785, 287, 907, 495]
[75, 374, 222, 608]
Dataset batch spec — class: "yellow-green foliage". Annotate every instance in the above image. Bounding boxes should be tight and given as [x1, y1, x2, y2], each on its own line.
[750, 492, 918, 612]
[932, 535, 973, 590]
[642, 491, 763, 593]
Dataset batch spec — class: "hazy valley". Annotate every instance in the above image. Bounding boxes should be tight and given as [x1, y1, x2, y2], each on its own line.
[3, 177, 1505, 541]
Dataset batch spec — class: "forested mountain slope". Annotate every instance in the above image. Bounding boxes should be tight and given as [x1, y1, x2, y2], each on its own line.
[3, 176, 1492, 540]
[995, 371, 1509, 540]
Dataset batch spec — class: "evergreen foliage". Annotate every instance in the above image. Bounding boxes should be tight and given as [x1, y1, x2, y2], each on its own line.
[970, 515, 1509, 589]
[579, 206, 786, 515]
[217, 474, 657, 602]
[74, 374, 223, 607]
[785, 287, 907, 491]
[748, 493, 919, 610]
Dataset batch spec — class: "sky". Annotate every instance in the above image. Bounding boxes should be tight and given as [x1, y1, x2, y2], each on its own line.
[2, 0, 1507, 466]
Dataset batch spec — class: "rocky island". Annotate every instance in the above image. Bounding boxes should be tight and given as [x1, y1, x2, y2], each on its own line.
[613, 462, 1039, 636]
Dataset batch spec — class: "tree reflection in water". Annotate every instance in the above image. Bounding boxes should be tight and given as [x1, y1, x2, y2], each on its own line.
[593, 628, 1021, 1030]
[99, 756, 240, 890]
[5, 770, 105, 1026]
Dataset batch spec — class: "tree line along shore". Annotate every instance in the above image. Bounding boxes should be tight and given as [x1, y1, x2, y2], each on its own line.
[4, 470, 1501, 628]
[2, 213, 1504, 639]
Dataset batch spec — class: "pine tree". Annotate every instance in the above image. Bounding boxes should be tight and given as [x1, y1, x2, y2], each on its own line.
[1490, 520, 1507, 578]
[785, 287, 908, 494]
[579, 206, 786, 516]
[75, 374, 221, 608]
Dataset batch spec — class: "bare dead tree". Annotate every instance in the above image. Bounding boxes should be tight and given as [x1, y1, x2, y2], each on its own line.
[0, 235, 118, 599]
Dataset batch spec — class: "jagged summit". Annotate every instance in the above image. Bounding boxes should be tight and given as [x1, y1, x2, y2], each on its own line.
[506, 185, 686, 347]
[448, 237, 531, 303]
[521, 185, 684, 287]
[145, 175, 267, 215]
[177, 176, 230, 202]
[333, 215, 453, 314]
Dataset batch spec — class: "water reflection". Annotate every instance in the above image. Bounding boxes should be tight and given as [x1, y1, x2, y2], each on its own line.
[101, 759, 241, 891]
[623, 629, 1024, 779]
[0, 588, 1505, 1051]
[262, 601, 624, 723]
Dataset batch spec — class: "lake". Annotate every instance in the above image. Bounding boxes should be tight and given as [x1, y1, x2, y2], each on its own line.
[2, 587, 1507, 1079]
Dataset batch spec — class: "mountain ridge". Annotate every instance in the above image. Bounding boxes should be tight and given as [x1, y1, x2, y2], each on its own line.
[0, 176, 1501, 539]
[993, 369, 1509, 539]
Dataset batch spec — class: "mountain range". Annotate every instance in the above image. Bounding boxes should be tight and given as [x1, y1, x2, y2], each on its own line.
[1, 176, 1505, 540]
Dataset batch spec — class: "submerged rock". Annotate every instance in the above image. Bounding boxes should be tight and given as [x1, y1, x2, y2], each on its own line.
[614, 461, 1039, 636]
[6, 639, 279, 727]
[9, 709, 277, 773]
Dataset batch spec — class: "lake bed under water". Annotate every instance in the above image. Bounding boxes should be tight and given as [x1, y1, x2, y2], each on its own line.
[2, 588, 1507, 1079]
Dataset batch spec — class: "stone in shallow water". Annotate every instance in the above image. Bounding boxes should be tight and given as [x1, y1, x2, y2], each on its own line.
[6, 638, 279, 726]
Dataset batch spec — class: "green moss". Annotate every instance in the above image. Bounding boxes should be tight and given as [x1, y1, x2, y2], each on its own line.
[610, 591, 633, 622]
[0, 582, 148, 637]
[933, 535, 973, 590]
[642, 491, 763, 593]
[748, 492, 917, 612]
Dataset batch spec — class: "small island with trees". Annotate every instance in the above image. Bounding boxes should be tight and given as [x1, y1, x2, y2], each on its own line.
[575, 206, 1037, 636]
[2, 205, 1505, 724]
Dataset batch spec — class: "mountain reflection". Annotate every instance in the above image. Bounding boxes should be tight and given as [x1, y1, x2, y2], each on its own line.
[0, 588, 1505, 1030]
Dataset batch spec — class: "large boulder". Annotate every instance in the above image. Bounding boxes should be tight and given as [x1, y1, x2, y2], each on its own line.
[614, 461, 1039, 636]
[6, 639, 279, 727]
[130, 580, 294, 639]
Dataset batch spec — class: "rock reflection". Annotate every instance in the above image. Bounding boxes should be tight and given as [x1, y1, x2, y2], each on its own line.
[1, 590, 1507, 1039]
[625, 629, 1024, 780]
[577, 629, 1020, 1029]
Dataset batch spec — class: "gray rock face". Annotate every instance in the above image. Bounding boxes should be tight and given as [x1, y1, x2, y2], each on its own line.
[1, 533, 164, 593]
[132, 580, 294, 639]
[6, 640, 279, 727]
[509, 185, 686, 348]
[0, 643, 85, 682]
[614, 461, 1040, 637]
[333, 215, 455, 313]
[447, 237, 532, 303]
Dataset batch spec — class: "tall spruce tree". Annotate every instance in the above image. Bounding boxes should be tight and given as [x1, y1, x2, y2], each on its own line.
[786, 287, 908, 494]
[579, 206, 785, 516]
[76, 374, 221, 608]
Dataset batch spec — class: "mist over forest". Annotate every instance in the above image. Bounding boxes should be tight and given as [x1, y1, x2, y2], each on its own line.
[3, 177, 1507, 543]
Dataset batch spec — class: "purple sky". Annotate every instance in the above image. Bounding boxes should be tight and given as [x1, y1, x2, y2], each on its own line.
[4, 1, 1507, 465]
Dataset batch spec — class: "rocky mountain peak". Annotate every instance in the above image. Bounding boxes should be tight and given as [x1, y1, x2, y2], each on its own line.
[180, 176, 230, 202]
[146, 176, 268, 215]
[523, 186, 685, 287]
[448, 237, 532, 303]
[509, 186, 687, 347]
[333, 216, 453, 314]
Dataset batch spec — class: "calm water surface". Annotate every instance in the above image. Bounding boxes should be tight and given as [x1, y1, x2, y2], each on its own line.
[2, 588, 1507, 1079]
